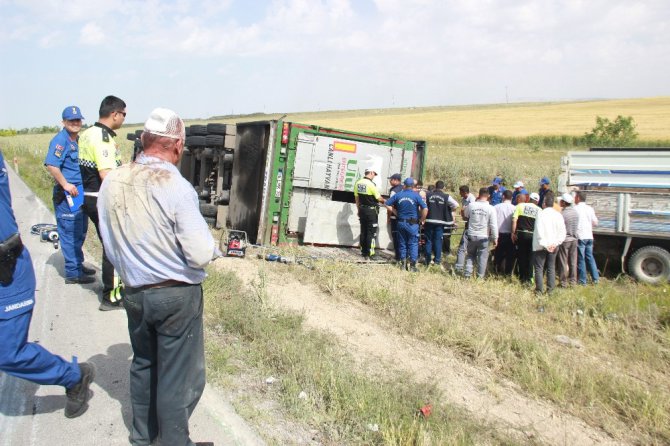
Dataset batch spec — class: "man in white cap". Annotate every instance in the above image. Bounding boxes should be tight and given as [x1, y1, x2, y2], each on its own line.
[354, 167, 385, 259]
[97, 108, 217, 446]
[532, 191, 565, 294]
[512, 180, 524, 205]
[558, 192, 579, 287]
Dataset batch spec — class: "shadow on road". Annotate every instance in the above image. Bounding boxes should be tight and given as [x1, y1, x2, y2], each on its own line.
[89, 343, 133, 430]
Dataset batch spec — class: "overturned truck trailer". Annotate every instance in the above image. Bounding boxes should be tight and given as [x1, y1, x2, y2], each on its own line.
[175, 120, 426, 247]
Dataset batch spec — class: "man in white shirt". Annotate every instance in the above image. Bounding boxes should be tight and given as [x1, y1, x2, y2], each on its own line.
[463, 187, 498, 278]
[574, 191, 600, 284]
[454, 185, 476, 274]
[494, 190, 516, 275]
[532, 191, 566, 294]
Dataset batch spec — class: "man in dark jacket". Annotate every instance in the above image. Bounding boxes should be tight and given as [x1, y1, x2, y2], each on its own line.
[424, 180, 459, 268]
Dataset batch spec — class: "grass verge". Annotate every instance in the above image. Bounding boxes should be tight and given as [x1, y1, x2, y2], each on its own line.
[289, 261, 670, 444]
[203, 266, 519, 445]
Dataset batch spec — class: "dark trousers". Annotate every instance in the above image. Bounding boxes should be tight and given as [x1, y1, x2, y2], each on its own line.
[124, 283, 206, 446]
[494, 233, 515, 275]
[423, 223, 445, 264]
[83, 195, 121, 302]
[390, 219, 400, 260]
[558, 239, 578, 286]
[358, 207, 378, 257]
[515, 232, 534, 283]
[533, 249, 557, 293]
[0, 310, 80, 388]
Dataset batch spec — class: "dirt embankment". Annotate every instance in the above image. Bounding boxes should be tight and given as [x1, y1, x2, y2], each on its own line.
[214, 255, 627, 446]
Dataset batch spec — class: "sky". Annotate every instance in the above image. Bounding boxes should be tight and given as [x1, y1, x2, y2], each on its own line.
[0, 0, 669, 128]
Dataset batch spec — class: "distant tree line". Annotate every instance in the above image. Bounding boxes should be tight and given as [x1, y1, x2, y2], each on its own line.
[0, 124, 92, 136]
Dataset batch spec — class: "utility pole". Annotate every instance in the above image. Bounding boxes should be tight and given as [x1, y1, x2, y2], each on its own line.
[505, 86, 509, 104]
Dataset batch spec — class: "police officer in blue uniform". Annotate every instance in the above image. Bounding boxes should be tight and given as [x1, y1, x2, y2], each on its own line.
[385, 178, 428, 272]
[44, 106, 95, 284]
[387, 173, 403, 262]
[0, 150, 95, 418]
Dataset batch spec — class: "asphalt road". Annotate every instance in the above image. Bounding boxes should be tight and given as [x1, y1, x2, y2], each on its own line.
[0, 164, 265, 446]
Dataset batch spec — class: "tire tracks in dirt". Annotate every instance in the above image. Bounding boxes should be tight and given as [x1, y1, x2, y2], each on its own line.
[215, 257, 626, 446]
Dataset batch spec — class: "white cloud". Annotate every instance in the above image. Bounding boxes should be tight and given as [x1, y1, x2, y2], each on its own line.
[80, 22, 105, 46]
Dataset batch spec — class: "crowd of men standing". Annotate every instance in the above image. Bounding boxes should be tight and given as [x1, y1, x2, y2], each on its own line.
[368, 174, 601, 293]
[2, 102, 217, 445]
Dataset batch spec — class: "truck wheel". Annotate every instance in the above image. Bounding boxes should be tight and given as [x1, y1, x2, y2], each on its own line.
[628, 246, 670, 285]
[186, 136, 206, 147]
[205, 135, 224, 147]
[190, 125, 208, 136]
[206, 123, 227, 135]
[199, 203, 218, 217]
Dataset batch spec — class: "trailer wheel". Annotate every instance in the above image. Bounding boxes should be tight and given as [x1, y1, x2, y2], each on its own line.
[206, 123, 227, 135]
[186, 136, 206, 147]
[190, 125, 208, 136]
[205, 135, 224, 147]
[628, 246, 670, 285]
[199, 203, 218, 217]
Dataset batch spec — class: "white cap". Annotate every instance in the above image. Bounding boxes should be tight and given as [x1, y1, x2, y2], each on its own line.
[513, 181, 524, 188]
[144, 108, 185, 140]
[529, 192, 540, 202]
[560, 192, 574, 204]
[364, 155, 383, 176]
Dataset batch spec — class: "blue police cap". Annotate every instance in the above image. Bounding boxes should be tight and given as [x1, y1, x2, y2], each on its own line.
[62, 106, 84, 121]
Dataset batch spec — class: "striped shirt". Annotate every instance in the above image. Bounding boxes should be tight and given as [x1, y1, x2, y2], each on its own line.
[561, 205, 579, 241]
[97, 153, 216, 287]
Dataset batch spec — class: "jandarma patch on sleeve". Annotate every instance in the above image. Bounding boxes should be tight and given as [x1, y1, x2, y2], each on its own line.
[54, 144, 64, 158]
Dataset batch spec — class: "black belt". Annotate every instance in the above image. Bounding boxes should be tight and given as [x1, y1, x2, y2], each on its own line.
[0, 233, 23, 286]
[399, 218, 419, 224]
[127, 279, 191, 292]
[360, 205, 377, 209]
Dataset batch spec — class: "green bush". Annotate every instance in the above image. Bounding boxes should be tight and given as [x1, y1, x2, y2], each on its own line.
[585, 115, 638, 147]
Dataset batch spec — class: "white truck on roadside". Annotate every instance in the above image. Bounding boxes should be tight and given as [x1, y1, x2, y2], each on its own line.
[559, 148, 670, 284]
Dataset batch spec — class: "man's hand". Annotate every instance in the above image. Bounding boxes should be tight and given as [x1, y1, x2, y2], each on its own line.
[511, 232, 518, 243]
[64, 183, 79, 196]
[547, 245, 557, 253]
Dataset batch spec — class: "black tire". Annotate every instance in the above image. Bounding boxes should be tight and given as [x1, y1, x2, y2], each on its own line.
[135, 129, 143, 137]
[205, 135, 224, 147]
[222, 152, 234, 166]
[185, 126, 191, 137]
[207, 123, 227, 135]
[216, 190, 230, 205]
[126, 132, 136, 141]
[186, 136, 206, 147]
[199, 203, 218, 217]
[190, 125, 208, 136]
[628, 245, 670, 285]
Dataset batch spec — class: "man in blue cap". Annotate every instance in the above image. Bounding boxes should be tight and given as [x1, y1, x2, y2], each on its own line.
[1, 150, 96, 418]
[538, 176, 553, 209]
[385, 177, 427, 272]
[44, 106, 94, 284]
[488, 176, 506, 206]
